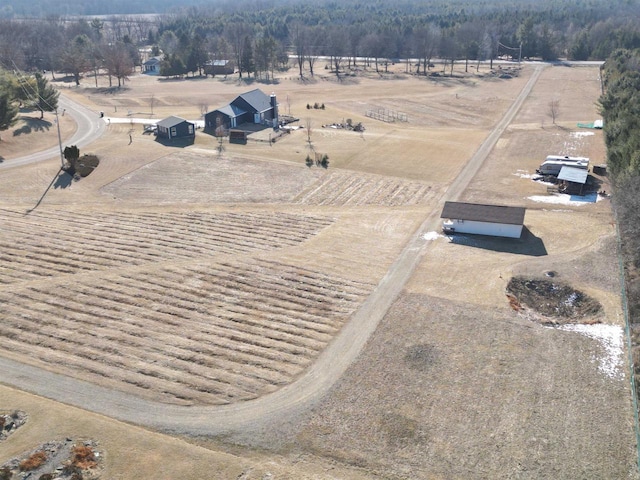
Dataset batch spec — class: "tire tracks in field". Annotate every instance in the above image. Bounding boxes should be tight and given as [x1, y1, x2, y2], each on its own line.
[0, 65, 545, 435]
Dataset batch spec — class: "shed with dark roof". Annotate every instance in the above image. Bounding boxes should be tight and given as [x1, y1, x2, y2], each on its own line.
[440, 201, 526, 238]
[156, 116, 195, 139]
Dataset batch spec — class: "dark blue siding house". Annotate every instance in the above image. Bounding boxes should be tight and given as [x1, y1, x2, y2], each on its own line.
[205, 89, 278, 135]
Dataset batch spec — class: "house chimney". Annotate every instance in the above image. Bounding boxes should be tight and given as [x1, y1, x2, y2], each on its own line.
[270, 93, 279, 128]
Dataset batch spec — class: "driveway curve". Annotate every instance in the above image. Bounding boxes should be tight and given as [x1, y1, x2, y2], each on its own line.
[0, 66, 545, 435]
[0, 94, 106, 171]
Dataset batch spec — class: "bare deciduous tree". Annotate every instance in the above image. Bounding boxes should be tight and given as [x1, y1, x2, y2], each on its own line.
[413, 25, 440, 75]
[549, 98, 560, 124]
[305, 117, 313, 144]
[290, 22, 307, 78]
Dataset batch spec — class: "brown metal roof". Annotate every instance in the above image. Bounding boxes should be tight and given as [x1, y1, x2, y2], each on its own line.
[440, 201, 526, 225]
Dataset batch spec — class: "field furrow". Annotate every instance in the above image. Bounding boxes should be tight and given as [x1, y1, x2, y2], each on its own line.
[293, 171, 436, 206]
[0, 210, 334, 285]
[0, 253, 374, 404]
[1, 301, 301, 402]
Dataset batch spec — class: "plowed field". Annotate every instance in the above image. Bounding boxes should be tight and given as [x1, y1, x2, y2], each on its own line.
[0, 206, 375, 404]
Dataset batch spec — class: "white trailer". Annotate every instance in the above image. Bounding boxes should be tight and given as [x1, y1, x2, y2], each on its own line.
[537, 158, 589, 176]
[544, 155, 589, 163]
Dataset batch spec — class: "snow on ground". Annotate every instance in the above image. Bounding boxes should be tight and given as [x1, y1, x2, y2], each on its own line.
[562, 130, 595, 154]
[528, 192, 601, 206]
[554, 323, 625, 379]
[514, 170, 556, 186]
[423, 231, 443, 241]
[513, 170, 537, 179]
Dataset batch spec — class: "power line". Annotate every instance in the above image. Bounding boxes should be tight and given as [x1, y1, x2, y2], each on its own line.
[0, 56, 65, 166]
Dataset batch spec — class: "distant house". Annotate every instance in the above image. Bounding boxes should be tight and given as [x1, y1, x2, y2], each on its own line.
[205, 89, 279, 135]
[143, 56, 162, 75]
[156, 116, 195, 140]
[203, 59, 234, 76]
[441, 201, 526, 238]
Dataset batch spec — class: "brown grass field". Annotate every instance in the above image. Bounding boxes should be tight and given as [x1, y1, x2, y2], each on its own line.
[0, 61, 637, 479]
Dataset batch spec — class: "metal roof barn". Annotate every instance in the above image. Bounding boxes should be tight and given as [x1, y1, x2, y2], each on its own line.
[441, 201, 526, 238]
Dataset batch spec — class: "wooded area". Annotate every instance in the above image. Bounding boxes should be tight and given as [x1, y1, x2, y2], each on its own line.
[1, 0, 640, 83]
[600, 49, 640, 388]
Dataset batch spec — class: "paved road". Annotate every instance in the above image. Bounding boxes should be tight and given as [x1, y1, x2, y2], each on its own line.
[0, 95, 105, 171]
[0, 66, 545, 435]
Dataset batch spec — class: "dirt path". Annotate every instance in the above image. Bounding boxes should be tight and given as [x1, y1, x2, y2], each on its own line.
[0, 66, 545, 435]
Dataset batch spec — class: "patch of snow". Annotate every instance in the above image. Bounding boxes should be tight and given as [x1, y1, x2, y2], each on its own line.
[423, 231, 442, 241]
[533, 179, 556, 186]
[528, 192, 600, 206]
[563, 292, 579, 307]
[560, 130, 594, 154]
[513, 169, 535, 179]
[555, 323, 625, 379]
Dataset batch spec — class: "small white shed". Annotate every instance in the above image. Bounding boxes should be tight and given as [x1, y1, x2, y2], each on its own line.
[441, 201, 526, 239]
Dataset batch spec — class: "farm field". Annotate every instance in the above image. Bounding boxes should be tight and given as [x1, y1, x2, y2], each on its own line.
[0, 61, 637, 479]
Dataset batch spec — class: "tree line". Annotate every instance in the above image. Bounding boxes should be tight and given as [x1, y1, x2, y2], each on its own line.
[1, 0, 640, 85]
[600, 48, 640, 327]
[600, 46, 640, 417]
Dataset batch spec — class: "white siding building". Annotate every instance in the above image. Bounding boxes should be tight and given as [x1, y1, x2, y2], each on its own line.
[441, 202, 526, 239]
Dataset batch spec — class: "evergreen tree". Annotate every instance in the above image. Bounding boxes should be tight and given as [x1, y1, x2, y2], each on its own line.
[0, 90, 19, 142]
[33, 72, 59, 119]
[240, 35, 255, 78]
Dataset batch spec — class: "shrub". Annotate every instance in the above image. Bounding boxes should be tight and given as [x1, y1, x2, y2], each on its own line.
[63, 145, 80, 172]
[305, 155, 313, 167]
[0, 467, 11, 480]
[71, 445, 97, 469]
[19, 451, 47, 471]
[75, 154, 100, 178]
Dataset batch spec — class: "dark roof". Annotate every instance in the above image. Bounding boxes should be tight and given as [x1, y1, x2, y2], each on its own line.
[235, 88, 272, 113]
[558, 165, 588, 184]
[214, 104, 246, 118]
[440, 201, 526, 225]
[157, 116, 191, 128]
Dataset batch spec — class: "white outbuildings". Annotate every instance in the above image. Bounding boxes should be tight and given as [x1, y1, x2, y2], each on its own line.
[441, 201, 526, 239]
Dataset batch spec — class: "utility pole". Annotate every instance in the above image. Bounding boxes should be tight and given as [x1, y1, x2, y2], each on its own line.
[518, 43, 522, 63]
[55, 108, 64, 168]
